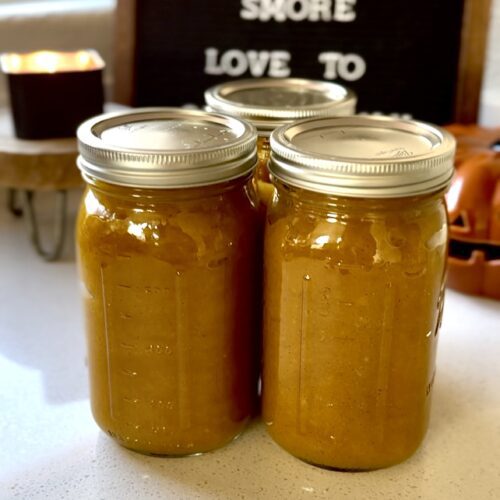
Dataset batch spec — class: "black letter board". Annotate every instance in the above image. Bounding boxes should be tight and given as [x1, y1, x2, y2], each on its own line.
[114, 0, 490, 125]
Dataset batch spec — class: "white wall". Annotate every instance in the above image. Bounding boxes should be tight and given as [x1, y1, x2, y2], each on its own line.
[480, 0, 500, 126]
[0, 1, 115, 107]
[0, 1, 499, 125]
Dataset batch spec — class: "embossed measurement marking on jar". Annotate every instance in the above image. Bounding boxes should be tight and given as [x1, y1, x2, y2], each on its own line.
[99, 262, 195, 427]
[100, 265, 116, 421]
[426, 370, 436, 396]
[374, 282, 396, 443]
[175, 271, 192, 431]
[298, 273, 311, 435]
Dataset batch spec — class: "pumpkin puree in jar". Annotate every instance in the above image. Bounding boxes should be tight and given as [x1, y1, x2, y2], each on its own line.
[255, 136, 275, 206]
[78, 178, 260, 455]
[204, 79, 357, 208]
[263, 184, 448, 470]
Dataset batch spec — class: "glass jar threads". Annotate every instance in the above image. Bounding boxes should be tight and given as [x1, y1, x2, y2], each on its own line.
[76, 108, 261, 455]
[205, 78, 357, 204]
[263, 116, 455, 470]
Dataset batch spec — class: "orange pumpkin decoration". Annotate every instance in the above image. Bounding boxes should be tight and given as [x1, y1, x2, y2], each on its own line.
[445, 124, 500, 299]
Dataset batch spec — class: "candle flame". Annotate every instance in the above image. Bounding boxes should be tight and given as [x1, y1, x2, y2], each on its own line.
[77, 51, 91, 68]
[7, 54, 22, 73]
[0, 50, 104, 74]
[34, 51, 60, 73]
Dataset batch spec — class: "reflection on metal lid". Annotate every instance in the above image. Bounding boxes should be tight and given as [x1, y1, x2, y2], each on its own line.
[205, 78, 357, 134]
[269, 115, 456, 198]
[77, 108, 257, 189]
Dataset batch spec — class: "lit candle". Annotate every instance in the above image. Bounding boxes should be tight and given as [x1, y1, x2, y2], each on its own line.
[0, 50, 105, 139]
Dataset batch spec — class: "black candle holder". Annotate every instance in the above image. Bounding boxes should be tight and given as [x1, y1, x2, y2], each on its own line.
[0, 50, 104, 139]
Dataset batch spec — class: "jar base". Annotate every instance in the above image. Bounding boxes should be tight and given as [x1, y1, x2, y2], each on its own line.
[281, 443, 423, 472]
[298, 457, 407, 472]
[267, 428, 423, 471]
[102, 420, 248, 457]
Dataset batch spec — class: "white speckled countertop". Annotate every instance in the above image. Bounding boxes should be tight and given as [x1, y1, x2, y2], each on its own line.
[1, 187, 499, 500]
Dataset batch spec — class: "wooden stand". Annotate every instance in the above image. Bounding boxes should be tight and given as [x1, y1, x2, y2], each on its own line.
[0, 107, 81, 261]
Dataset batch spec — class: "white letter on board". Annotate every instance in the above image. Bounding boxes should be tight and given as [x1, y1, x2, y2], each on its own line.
[333, 0, 356, 22]
[240, 0, 260, 20]
[318, 51, 366, 80]
[260, 0, 287, 22]
[247, 51, 272, 77]
[318, 52, 342, 79]
[309, 0, 333, 21]
[286, 0, 309, 21]
[205, 48, 224, 75]
[221, 49, 249, 76]
[268, 51, 291, 77]
[338, 53, 365, 80]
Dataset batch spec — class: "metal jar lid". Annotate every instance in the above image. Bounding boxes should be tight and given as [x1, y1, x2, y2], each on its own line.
[205, 78, 357, 136]
[270, 116, 456, 198]
[77, 108, 257, 188]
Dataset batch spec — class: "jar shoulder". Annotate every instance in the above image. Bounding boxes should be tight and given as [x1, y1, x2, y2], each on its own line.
[77, 184, 259, 263]
[265, 191, 448, 268]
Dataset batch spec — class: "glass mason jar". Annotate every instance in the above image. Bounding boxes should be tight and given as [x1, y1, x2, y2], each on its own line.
[205, 78, 357, 205]
[263, 116, 456, 470]
[76, 108, 260, 455]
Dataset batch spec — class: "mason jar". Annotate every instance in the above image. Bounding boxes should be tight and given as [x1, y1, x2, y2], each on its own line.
[205, 78, 357, 205]
[262, 116, 455, 470]
[76, 108, 260, 455]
